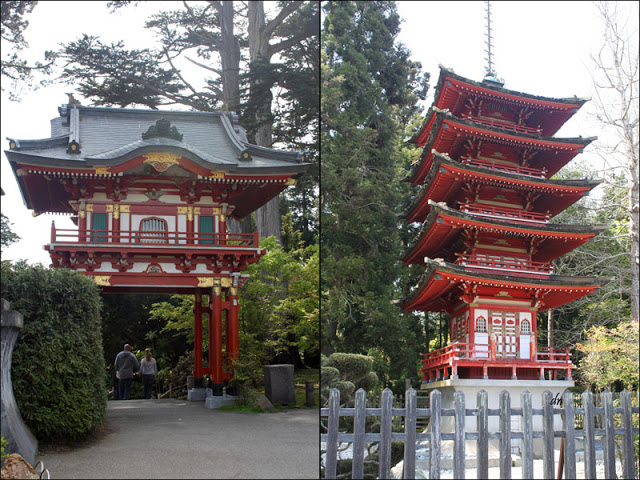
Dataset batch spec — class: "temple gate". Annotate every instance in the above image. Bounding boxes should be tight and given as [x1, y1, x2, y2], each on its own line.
[5, 104, 309, 394]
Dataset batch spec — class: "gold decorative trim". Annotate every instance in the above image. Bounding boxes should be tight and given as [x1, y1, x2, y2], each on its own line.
[85, 204, 94, 212]
[197, 277, 215, 287]
[142, 152, 181, 164]
[193, 207, 201, 215]
[142, 153, 181, 172]
[120, 205, 130, 213]
[93, 275, 111, 286]
[94, 167, 111, 175]
[212, 207, 221, 216]
[106, 205, 114, 212]
[219, 214, 226, 222]
[229, 286, 238, 296]
[209, 171, 225, 179]
[285, 178, 297, 186]
[197, 276, 232, 288]
[177, 206, 188, 214]
[79, 210, 86, 219]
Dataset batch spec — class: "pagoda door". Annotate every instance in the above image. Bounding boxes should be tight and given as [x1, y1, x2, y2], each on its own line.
[489, 310, 518, 358]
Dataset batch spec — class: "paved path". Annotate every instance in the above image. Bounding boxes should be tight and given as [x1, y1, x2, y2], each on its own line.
[36, 399, 319, 479]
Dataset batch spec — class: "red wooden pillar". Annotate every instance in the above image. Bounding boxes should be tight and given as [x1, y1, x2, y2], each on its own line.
[78, 203, 87, 242]
[226, 286, 239, 376]
[210, 284, 223, 384]
[219, 214, 227, 245]
[112, 204, 121, 243]
[193, 290, 203, 378]
[186, 206, 194, 244]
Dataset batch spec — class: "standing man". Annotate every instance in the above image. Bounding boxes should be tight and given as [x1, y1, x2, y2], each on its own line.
[114, 344, 140, 400]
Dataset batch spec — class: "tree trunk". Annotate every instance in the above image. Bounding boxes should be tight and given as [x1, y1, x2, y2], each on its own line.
[248, 1, 280, 242]
[218, 1, 241, 113]
[547, 309, 554, 348]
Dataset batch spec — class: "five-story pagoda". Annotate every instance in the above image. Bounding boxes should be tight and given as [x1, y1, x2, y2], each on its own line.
[401, 66, 604, 383]
[399, 66, 604, 451]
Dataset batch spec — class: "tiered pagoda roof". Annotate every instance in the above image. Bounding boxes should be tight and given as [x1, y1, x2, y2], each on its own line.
[399, 66, 602, 315]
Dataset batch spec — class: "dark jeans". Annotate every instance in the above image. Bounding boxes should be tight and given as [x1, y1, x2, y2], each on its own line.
[119, 377, 133, 400]
[142, 374, 155, 399]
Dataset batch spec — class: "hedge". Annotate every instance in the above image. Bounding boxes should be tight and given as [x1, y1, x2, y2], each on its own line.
[0, 261, 106, 442]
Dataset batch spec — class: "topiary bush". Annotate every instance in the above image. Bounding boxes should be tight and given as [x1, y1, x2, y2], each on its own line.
[321, 352, 379, 406]
[0, 261, 106, 443]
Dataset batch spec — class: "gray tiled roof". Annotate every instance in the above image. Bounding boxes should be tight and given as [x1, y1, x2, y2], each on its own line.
[6, 105, 309, 175]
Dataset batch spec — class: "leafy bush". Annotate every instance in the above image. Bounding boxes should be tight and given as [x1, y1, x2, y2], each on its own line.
[321, 353, 378, 406]
[0, 261, 106, 442]
[1, 435, 7, 465]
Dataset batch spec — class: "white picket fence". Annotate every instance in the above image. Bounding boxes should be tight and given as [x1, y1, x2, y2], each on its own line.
[321, 388, 639, 479]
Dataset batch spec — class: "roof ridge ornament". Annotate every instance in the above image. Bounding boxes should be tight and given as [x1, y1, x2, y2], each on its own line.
[142, 118, 184, 141]
[482, 1, 505, 87]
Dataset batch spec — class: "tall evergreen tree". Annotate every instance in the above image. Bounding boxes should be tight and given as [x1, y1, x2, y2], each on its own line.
[321, 1, 428, 389]
[54, 1, 319, 244]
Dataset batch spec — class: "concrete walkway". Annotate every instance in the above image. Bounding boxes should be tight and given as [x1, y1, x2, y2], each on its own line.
[36, 399, 319, 479]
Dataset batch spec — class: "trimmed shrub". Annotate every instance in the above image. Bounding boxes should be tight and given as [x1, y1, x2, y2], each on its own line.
[324, 353, 374, 381]
[0, 261, 106, 442]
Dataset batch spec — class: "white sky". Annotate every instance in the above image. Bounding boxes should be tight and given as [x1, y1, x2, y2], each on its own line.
[1, 1, 638, 265]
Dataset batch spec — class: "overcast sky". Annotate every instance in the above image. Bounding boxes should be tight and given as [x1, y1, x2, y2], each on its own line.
[1, 1, 638, 266]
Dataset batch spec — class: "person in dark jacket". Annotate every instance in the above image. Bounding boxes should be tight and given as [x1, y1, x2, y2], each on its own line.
[114, 344, 140, 400]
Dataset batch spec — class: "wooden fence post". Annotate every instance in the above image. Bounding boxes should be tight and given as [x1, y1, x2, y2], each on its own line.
[352, 389, 366, 480]
[602, 390, 616, 479]
[499, 390, 512, 479]
[477, 390, 489, 479]
[430, 389, 441, 479]
[563, 389, 576, 479]
[542, 390, 555, 479]
[521, 390, 533, 480]
[379, 388, 393, 480]
[325, 388, 340, 479]
[404, 388, 417, 479]
[454, 391, 466, 479]
[621, 390, 635, 479]
[581, 391, 596, 479]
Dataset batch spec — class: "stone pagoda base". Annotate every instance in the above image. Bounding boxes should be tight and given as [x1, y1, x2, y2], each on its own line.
[421, 378, 574, 460]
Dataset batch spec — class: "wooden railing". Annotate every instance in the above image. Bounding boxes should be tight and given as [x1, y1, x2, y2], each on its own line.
[461, 156, 547, 178]
[420, 342, 572, 382]
[50, 225, 259, 248]
[462, 114, 543, 135]
[321, 388, 640, 479]
[459, 203, 550, 224]
[455, 253, 554, 276]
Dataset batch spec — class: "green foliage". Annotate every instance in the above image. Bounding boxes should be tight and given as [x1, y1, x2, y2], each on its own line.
[321, 0, 430, 389]
[1, 213, 20, 247]
[0, 261, 106, 442]
[321, 352, 378, 406]
[1, 435, 7, 465]
[575, 320, 639, 391]
[240, 236, 319, 368]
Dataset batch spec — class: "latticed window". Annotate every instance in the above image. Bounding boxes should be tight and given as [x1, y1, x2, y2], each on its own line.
[139, 217, 168, 244]
[521, 319, 531, 335]
[476, 316, 487, 333]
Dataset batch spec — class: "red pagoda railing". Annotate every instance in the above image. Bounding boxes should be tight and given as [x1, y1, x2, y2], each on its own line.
[459, 203, 550, 224]
[420, 342, 572, 382]
[50, 225, 259, 248]
[462, 114, 543, 135]
[455, 253, 554, 276]
[461, 156, 547, 178]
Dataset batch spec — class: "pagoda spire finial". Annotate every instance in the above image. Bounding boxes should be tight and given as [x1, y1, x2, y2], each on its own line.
[483, 1, 504, 87]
